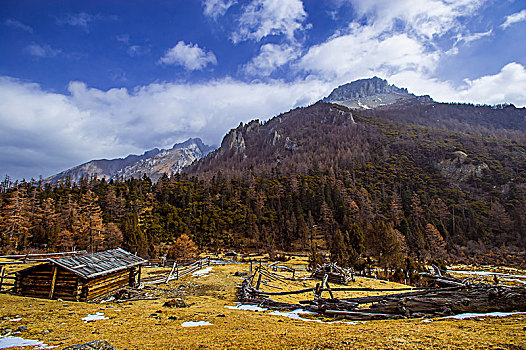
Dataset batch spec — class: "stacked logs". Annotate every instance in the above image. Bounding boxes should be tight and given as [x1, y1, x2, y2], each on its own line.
[311, 263, 352, 285]
[238, 269, 526, 320]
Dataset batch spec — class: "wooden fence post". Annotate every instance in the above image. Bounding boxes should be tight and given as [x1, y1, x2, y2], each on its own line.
[255, 272, 262, 290]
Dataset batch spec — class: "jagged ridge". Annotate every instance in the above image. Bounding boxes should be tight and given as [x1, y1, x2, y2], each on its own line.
[45, 138, 215, 184]
[324, 76, 432, 109]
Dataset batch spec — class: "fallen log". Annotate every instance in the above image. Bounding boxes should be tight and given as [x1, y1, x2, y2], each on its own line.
[342, 286, 462, 304]
[322, 310, 403, 320]
[367, 285, 526, 317]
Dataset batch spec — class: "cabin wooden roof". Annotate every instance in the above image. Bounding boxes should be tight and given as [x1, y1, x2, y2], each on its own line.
[47, 248, 147, 279]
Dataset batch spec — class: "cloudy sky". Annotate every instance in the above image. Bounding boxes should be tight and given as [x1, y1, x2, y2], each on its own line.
[1, 0, 525, 180]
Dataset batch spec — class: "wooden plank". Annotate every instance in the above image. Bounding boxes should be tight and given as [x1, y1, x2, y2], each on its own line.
[87, 275, 128, 291]
[85, 270, 129, 287]
[249, 286, 315, 296]
[86, 279, 128, 300]
[49, 265, 58, 299]
[71, 264, 87, 269]
[165, 262, 177, 283]
[322, 310, 400, 320]
[68, 261, 145, 280]
[0, 267, 4, 291]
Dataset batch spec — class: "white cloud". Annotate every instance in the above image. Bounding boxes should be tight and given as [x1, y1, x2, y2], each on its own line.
[455, 29, 492, 44]
[2, 59, 525, 181]
[57, 13, 94, 31]
[457, 62, 526, 106]
[389, 62, 526, 107]
[243, 43, 300, 76]
[350, 0, 487, 40]
[202, 0, 237, 20]
[0, 76, 331, 180]
[127, 45, 149, 57]
[231, 0, 307, 43]
[500, 9, 526, 29]
[55, 12, 116, 32]
[25, 44, 60, 58]
[4, 19, 33, 33]
[159, 41, 217, 70]
[298, 25, 439, 84]
[297, 0, 492, 91]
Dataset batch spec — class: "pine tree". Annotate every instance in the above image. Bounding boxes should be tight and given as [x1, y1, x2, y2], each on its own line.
[390, 192, 404, 226]
[0, 188, 31, 251]
[103, 222, 123, 249]
[330, 228, 349, 267]
[424, 223, 447, 258]
[57, 229, 75, 251]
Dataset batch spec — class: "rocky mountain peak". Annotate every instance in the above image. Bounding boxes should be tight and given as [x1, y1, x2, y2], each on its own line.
[326, 77, 407, 100]
[324, 77, 432, 109]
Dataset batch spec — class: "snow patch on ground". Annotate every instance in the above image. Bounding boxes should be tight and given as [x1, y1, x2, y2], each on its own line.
[270, 309, 357, 325]
[225, 303, 357, 324]
[0, 336, 56, 349]
[82, 312, 108, 323]
[449, 270, 526, 279]
[192, 266, 213, 277]
[181, 321, 213, 327]
[444, 311, 526, 320]
[225, 303, 267, 312]
[8, 318, 22, 322]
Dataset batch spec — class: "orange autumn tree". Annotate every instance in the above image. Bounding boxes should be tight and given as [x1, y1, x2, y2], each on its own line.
[168, 233, 198, 260]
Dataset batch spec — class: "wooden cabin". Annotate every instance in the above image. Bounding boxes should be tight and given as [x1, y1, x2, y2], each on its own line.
[15, 248, 147, 302]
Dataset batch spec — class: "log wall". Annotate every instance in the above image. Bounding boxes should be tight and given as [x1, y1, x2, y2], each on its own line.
[15, 264, 80, 301]
[80, 268, 132, 301]
[16, 264, 139, 302]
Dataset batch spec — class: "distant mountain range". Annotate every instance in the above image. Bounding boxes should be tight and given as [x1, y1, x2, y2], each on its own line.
[46, 77, 525, 185]
[45, 138, 214, 183]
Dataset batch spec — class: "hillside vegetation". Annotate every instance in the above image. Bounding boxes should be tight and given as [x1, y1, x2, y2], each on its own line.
[1, 101, 525, 272]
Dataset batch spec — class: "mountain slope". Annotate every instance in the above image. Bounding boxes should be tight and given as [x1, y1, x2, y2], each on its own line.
[46, 138, 214, 184]
[186, 78, 526, 258]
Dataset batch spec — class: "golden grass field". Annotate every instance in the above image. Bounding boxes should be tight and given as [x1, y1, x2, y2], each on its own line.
[0, 258, 525, 349]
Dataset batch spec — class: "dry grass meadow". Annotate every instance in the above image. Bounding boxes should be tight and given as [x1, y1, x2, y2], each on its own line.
[1, 258, 525, 349]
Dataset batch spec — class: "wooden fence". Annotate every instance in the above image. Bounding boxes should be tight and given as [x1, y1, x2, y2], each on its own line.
[142, 257, 211, 285]
[238, 265, 526, 320]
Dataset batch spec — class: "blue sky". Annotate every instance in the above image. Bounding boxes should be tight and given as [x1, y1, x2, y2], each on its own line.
[1, 0, 526, 180]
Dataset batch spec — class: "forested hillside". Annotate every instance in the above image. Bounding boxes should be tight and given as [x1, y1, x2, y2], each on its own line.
[1, 101, 525, 269]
